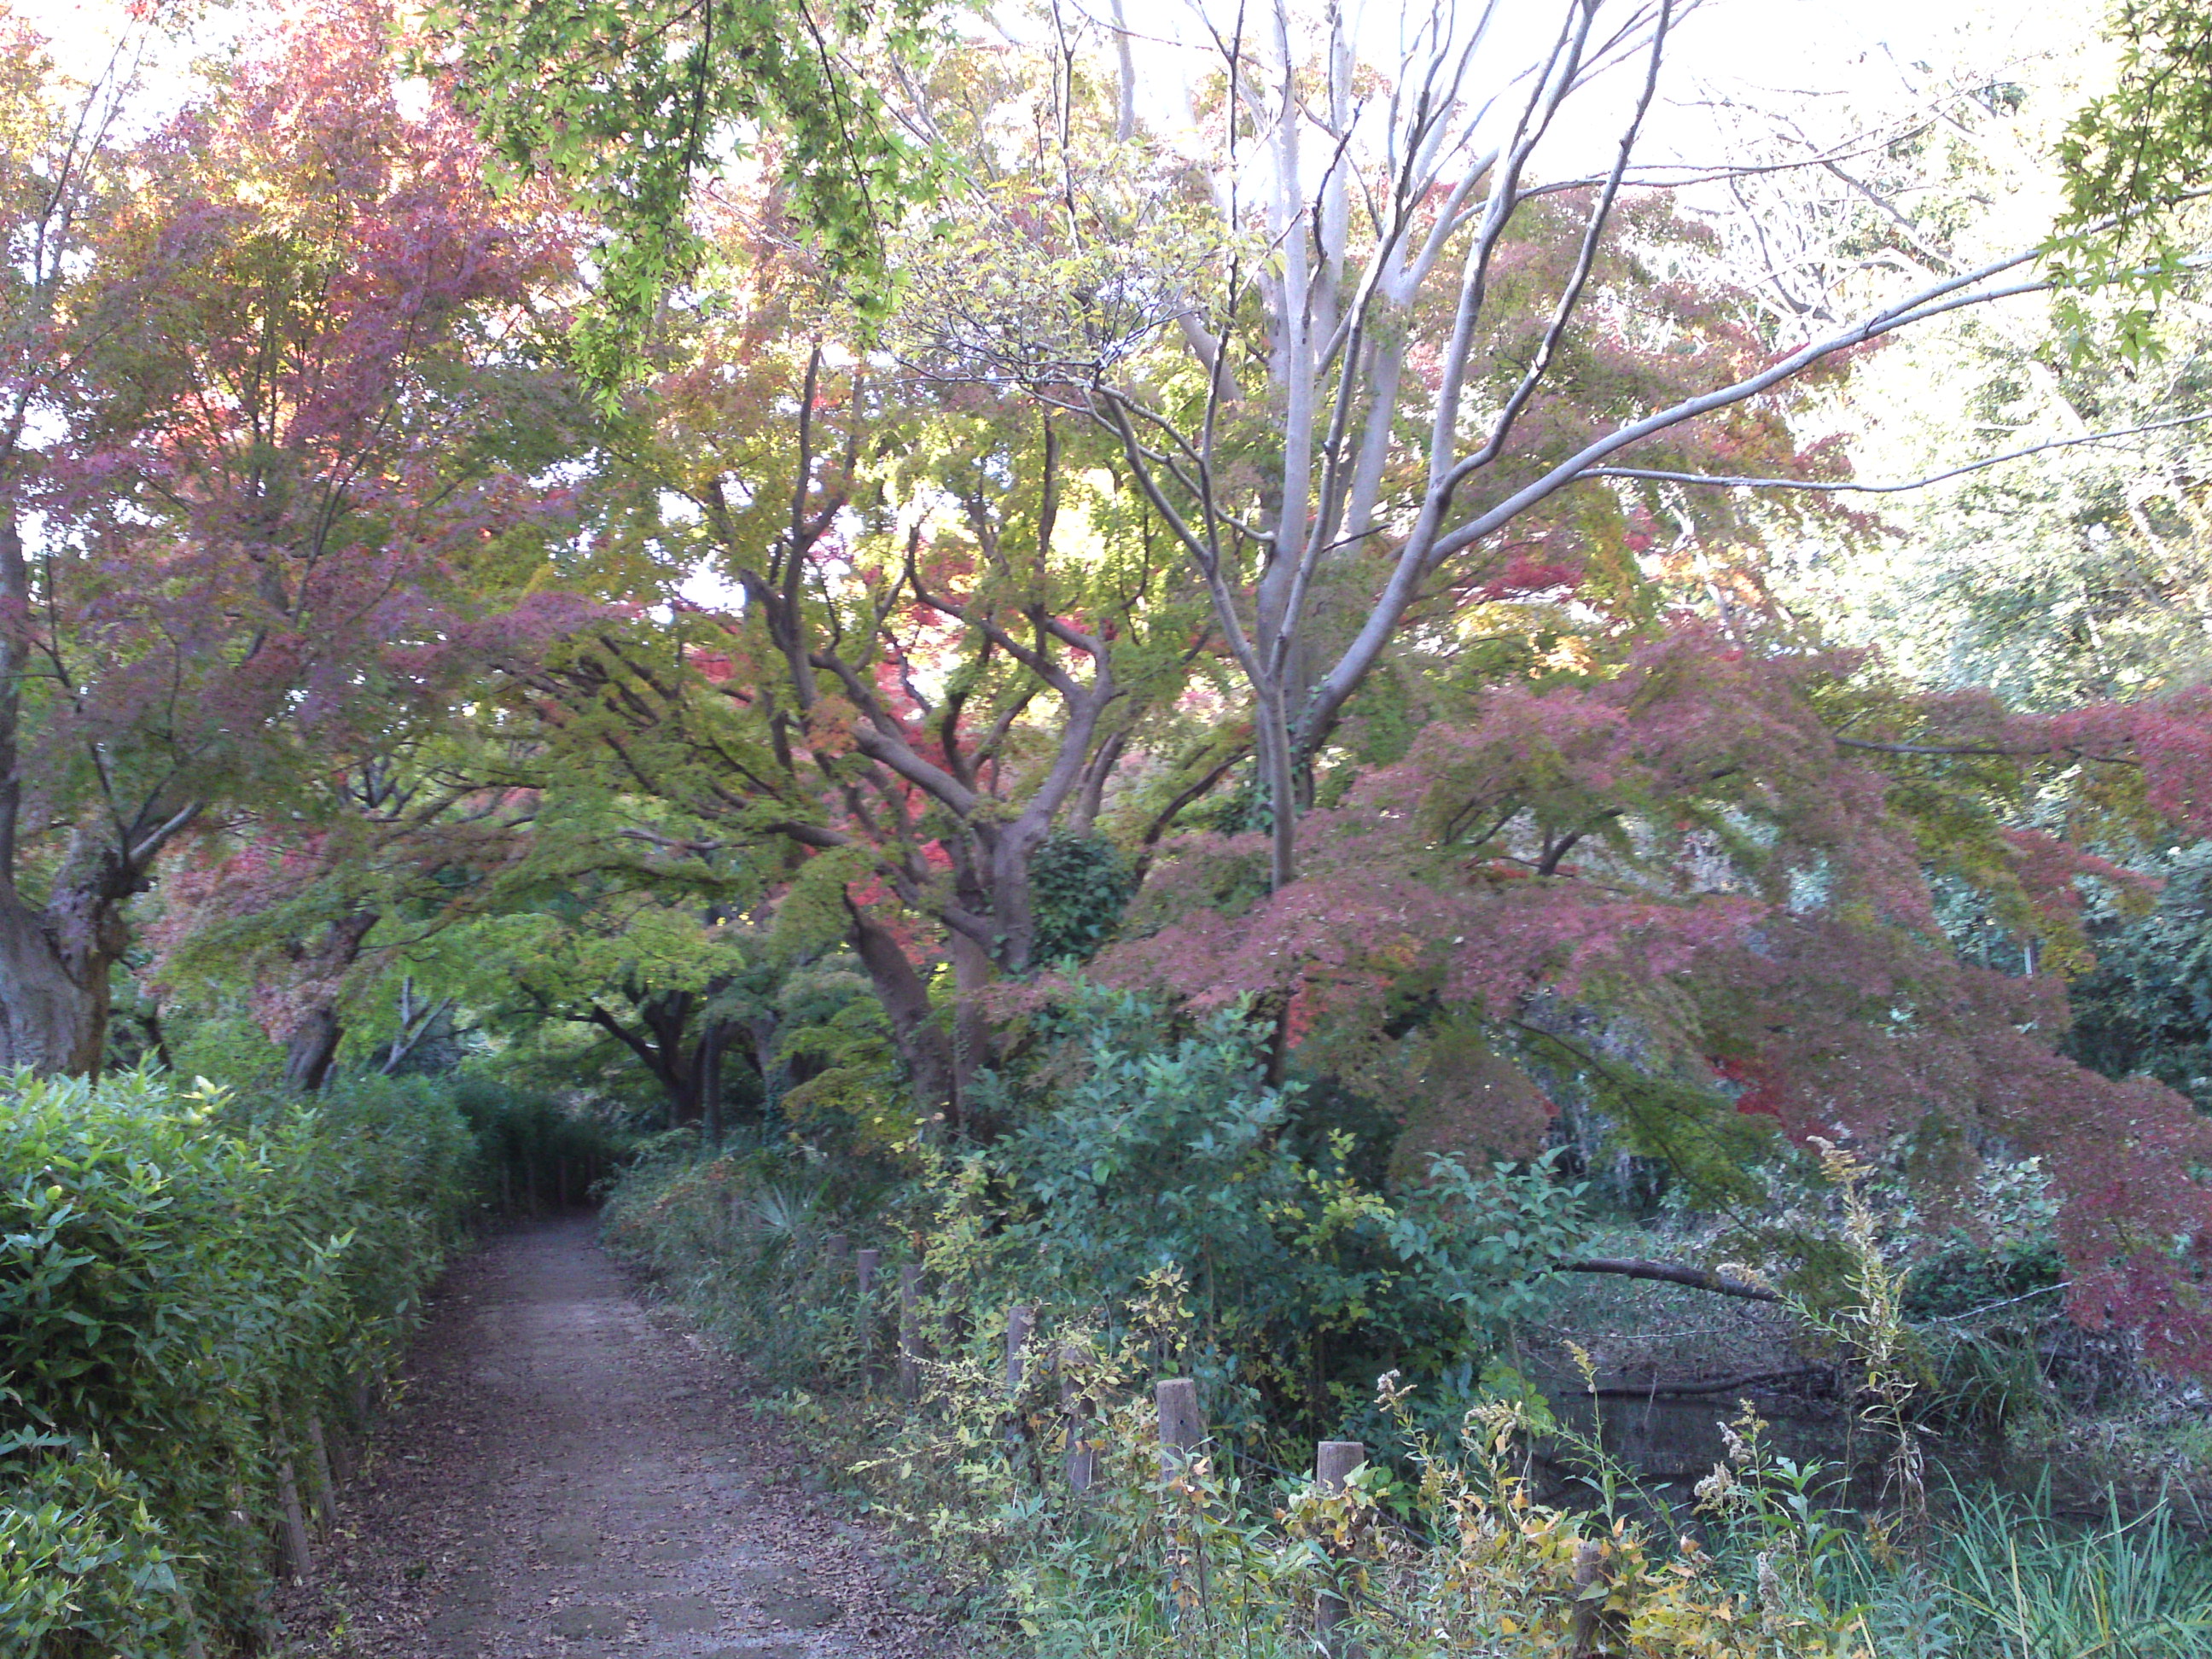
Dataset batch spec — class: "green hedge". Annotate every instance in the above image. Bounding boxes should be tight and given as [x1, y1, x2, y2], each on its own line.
[0, 1070, 476, 1656]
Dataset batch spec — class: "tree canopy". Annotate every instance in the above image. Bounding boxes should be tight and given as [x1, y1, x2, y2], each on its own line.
[16, 0, 2212, 1375]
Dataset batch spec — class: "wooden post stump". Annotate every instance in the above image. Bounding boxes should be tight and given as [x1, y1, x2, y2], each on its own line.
[1058, 1345, 1096, 1493]
[1155, 1377, 1204, 1473]
[824, 1231, 851, 1271]
[855, 1247, 881, 1298]
[898, 1265, 925, 1400]
[172, 1591, 208, 1659]
[276, 1458, 313, 1583]
[1155, 1378, 1209, 1600]
[1568, 1538, 1608, 1657]
[1315, 1439, 1367, 1656]
[1004, 1304, 1038, 1457]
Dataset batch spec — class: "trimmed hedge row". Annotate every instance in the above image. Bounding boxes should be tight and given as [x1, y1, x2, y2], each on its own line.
[0, 1070, 478, 1656]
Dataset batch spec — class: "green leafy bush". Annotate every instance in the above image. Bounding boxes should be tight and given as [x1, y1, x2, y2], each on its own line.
[611, 1135, 2212, 1659]
[0, 1451, 188, 1658]
[976, 987, 1587, 1449]
[605, 1148, 1879, 1657]
[0, 1069, 475, 1654]
[1027, 834, 1137, 966]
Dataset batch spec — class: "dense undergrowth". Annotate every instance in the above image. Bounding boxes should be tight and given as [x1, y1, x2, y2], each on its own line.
[0, 1068, 620, 1656]
[603, 1120, 2212, 1658]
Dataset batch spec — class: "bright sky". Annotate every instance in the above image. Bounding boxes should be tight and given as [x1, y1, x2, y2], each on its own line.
[20, 0, 2072, 116]
[1095, 0, 2011, 82]
[1084, 0, 2095, 175]
[20, 0, 223, 78]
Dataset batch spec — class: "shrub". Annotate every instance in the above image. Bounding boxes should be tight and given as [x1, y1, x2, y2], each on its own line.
[0, 1069, 475, 1654]
[611, 1142, 2212, 1659]
[603, 1147, 1875, 1657]
[0, 1451, 188, 1658]
[975, 987, 1587, 1452]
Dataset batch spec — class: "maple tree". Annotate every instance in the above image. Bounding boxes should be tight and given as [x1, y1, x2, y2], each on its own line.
[0, 0, 585, 1074]
[146, 745, 552, 1091]
[0, 9, 141, 1074]
[2053, 0, 2212, 345]
[435, 876, 760, 1130]
[1076, 629, 2212, 1367]
[892, 0, 2195, 902]
[760, 0, 2212, 1365]
[498, 222, 1224, 1132]
[11, 0, 2210, 1391]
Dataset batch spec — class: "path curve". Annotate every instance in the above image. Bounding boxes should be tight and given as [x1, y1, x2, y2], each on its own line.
[284, 1218, 949, 1659]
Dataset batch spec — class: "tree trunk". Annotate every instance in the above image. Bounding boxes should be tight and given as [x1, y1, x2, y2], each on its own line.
[0, 888, 111, 1074]
[282, 1006, 344, 1094]
[948, 928, 998, 1128]
[0, 506, 114, 1073]
[696, 1020, 727, 1143]
[748, 1014, 784, 1109]
[636, 989, 701, 1127]
[846, 901, 961, 1135]
[661, 1057, 701, 1129]
[276, 911, 379, 1093]
[585, 992, 707, 1127]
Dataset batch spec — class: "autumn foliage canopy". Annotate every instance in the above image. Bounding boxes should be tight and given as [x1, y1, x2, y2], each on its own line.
[7, 0, 2212, 1380]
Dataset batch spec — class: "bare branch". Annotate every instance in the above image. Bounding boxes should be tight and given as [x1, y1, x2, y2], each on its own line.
[1562, 1257, 1779, 1302]
[1582, 410, 2212, 495]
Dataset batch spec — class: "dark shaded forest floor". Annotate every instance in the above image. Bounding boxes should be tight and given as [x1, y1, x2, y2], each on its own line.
[276, 1218, 953, 1659]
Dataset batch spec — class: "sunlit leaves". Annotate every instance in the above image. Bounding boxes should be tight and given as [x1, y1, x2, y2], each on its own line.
[2051, 2, 2212, 353]
[428, 0, 944, 388]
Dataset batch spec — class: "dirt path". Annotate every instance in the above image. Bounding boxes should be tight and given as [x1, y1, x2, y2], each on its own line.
[283, 1218, 950, 1659]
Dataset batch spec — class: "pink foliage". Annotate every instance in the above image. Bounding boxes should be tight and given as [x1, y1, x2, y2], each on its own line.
[1095, 629, 2212, 1369]
[19, 0, 584, 830]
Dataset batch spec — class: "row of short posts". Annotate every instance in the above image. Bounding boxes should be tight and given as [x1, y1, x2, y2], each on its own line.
[1156, 1382, 1369, 1654]
[264, 1359, 398, 1608]
[273, 1405, 353, 1588]
[201, 1385, 375, 1654]
[276, 1449, 314, 1584]
[824, 1238, 1370, 1655]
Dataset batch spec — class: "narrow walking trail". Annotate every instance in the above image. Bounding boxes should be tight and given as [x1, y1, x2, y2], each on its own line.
[285, 1219, 949, 1659]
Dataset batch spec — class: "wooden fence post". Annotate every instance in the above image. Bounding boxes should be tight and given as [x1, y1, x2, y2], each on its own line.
[824, 1231, 850, 1272]
[1155, 1377, 1204, 1473]
[898, 1266, 925, 1400]
[1315, 1440, 1367, 1656]
[276, 1458, 313, 1583]
[171, 1591, 208, 1659]
[1568, 1538, 1608, 1657]
[1002, 1305, 1039, 1460]
[306, 1417, 338, 1532]
[1058, 1345, 1096, 1493]
[855, 1247, 881, 1299]
[1155, 1378, 1210, 1603]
